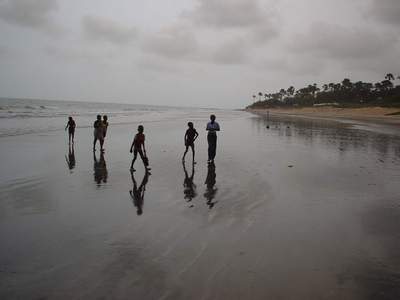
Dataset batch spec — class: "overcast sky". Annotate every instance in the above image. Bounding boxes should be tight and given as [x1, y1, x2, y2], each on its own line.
[0, 0, 399, 108]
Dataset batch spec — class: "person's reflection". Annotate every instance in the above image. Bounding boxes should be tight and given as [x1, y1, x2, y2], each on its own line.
[65, 144, 76, 172]
[93, 151, 108, 185]
[204, 162, 217, 209]
[130, 170, 150, 215]
[183, 161, 197, 202]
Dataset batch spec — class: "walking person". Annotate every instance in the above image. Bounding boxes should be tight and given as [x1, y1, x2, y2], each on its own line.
[65, 116, 76, 144]
[206, 114, 220, 163]
[93, 115, 104, 152]
[182, 122, 199, 163]
[130, 125, 151, 171]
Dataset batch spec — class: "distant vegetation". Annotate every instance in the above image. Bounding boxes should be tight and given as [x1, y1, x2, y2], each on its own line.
[247, 74, 400, 109]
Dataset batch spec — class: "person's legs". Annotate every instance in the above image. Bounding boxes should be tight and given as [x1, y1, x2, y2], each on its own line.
[182, 145, 189, 161]
[68, 132, 72, 144]
[138, 148, 146, 167]
[100, 138, 104, 151]
[207, 134, 212, 161]
[210, 135, 217, 161]
[71, 131, 75, 143]
[131, 149, 138, 170]
[190, 144, 195, 162]
[93, 137, 97, 150]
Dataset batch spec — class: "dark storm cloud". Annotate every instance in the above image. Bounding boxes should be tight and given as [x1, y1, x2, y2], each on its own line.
[290, 22, 398, 60]
[82, 15, 138, 45]
[0, 0, 60, 33]
[369, 0, 400, 25]
[142, 26, 198, 59]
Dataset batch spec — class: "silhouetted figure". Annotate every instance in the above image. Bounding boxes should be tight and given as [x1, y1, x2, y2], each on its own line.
[130, 125, 151, 172]
[65, 143, 76, 171]
[93, 115, 104, 152]
[102, 115, 109, 148]
[93, 151, 108, 186]
[129, 170, 150, 215]
[204, 162, 217, 209]
[183, 161, 197, 202]
[65, 116, 76, 144]
[206, 114, 220, 163]
[182, 122, 199, 163]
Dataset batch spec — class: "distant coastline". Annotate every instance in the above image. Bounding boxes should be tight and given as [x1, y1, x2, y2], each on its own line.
[247, 106, 400, 126]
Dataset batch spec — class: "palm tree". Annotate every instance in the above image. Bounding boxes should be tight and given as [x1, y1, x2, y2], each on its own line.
[385, 73, 395, 81]
[258, 92, 263, 101]
[287, 86, 295, 96]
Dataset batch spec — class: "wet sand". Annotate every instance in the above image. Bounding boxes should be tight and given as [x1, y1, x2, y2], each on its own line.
[1, 111, 400, 299]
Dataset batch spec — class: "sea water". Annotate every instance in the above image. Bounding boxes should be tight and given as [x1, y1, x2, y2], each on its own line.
[0, 98, 220, 137]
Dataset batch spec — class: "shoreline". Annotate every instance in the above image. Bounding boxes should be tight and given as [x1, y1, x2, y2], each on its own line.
[246, 106, 400, 126]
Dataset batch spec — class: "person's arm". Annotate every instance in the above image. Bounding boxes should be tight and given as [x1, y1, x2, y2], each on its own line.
[206, 123, 209, 131]
[184, 132, 188, 144]
[216, 123, 220, 131]
[65, 122, 69, 131]
[194, 130, 199, 141]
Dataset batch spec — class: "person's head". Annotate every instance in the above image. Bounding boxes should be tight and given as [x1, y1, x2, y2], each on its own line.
[188, 122, 194, 128]
[103, 115, 108, 121]
[210, 114, 216, 122]
[138, 125, 144, 133]
[97, 115, 101, 120]
[69, 116, 73, 121]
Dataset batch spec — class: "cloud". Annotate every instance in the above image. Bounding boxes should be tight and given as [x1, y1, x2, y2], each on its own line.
[212, 37, 248, 65]
[142, 25, 198, 59]
[187, 0, 266, 28]
[290, 22, 398, 60]
[368, 0, 400, 25]
[0, 0, 60, 34]
[82, 15, 138, 45]
[182, 0, 279, 43]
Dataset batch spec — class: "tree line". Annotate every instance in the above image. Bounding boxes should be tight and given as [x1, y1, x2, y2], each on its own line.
[248, 74, 400, 108]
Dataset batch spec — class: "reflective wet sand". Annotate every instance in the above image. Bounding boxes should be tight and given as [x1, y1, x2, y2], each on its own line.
[1, 112, 400, 299]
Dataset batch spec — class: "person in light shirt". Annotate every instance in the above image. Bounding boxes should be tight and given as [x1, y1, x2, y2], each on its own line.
[206, 114, 220, 163]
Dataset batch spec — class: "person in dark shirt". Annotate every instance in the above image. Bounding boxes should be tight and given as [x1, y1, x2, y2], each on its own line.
[65, 116, 76, 144]
[93, 115, 104, 152]
[130, 125, 150, 171]
[182, 122, 199, 163]
[206, 114, 220, 163]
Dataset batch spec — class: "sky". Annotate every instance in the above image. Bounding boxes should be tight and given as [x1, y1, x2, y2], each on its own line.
[0, 0, 399, 108]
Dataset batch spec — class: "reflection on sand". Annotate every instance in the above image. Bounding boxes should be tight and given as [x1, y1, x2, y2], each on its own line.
[65, 144, 76, 172]
[182, 161, 197, 203]
[204, 162, 217, 209]
[93, 151, 108, 186]
[129, 170, 150, 215]
[252, 114, 400, 159]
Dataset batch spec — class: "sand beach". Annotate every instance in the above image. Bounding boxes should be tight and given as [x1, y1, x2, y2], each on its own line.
[1, 108, 400, 299]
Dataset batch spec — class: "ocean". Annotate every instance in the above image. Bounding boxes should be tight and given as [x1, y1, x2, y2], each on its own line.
[0, 98, 221, 137]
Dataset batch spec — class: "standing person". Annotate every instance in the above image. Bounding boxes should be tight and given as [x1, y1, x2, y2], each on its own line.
[65, 116, 76, 144]
[102, 115, 109, 138]
[93, 115, 104, 152]
[102, 115, 109, 150]
[130, 125, 151, 171]
[182, 122, 199, 163]
[206, 114, 220, 163]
